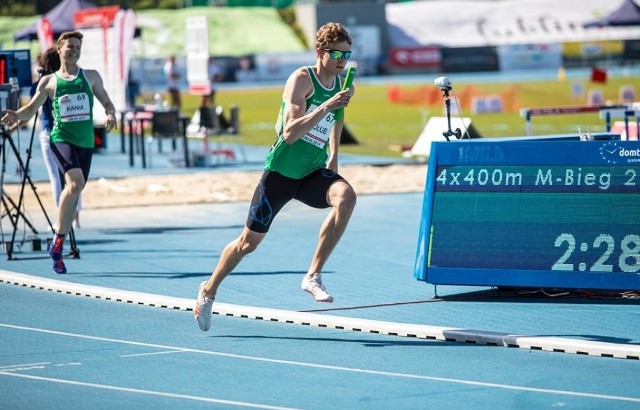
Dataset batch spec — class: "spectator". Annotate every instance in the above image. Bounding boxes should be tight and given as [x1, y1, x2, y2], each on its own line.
[202, 56, 223, 107]
[235, 57, 257, 83]
[163, 54, 181, 111]
[126, 70, 140, 109]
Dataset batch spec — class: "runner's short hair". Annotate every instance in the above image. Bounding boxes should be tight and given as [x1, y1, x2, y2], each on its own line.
[58, 31, 84, 46]
[315, 22, 352, 50]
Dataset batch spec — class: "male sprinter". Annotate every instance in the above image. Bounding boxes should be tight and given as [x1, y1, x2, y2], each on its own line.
[194, 22, 356, 331]
[1, 31, 117, 274]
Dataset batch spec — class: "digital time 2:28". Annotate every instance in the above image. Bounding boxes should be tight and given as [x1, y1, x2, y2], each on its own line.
[552, 233, 640, 273]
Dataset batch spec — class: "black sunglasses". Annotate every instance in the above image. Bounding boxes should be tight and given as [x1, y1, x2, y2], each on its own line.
[323, 49, 352, 60]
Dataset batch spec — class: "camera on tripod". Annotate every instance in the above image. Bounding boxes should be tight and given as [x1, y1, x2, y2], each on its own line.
[0, 82, 20, 113]
[433, 76, 462, 141]
[434, 76, 452, 91]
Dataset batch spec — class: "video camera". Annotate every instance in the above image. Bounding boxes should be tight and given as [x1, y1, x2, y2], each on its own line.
[434, 76, 452, 90]
[0, 83, 20, 113]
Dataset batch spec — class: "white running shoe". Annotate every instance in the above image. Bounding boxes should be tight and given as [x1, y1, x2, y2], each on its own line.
[194, 281, 214, 331]
[301, 274, 334, 303]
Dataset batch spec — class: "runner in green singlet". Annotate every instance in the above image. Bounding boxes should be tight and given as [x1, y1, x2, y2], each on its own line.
[265, 65, 343, 178]
[1, 31, 117, 274]
[50, 67, 95, 148]
[194, 22, 356, 331]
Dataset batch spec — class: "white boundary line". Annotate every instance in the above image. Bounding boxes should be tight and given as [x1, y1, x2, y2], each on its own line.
[2, 323, 640, 404]
[2, 269, 639, 360]
[0, 371, 300, 410]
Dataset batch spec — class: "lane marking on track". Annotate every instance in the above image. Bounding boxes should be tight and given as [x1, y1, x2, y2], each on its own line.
[0, 370, 300, 410]
[1, 323, 640, 404]
[120, 350, 191, 358]
[0, 362, 51, 371]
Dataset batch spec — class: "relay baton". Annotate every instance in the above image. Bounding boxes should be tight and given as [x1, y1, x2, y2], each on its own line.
[342, 66, 356, 90]
[336, 67, 356, 119]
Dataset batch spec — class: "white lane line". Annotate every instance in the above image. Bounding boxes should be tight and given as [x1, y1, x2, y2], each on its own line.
[120, 350, 190, 358]
[0, 371, 299, 410]
[2, 323, 639, 404]
[0, 362, 50, 371]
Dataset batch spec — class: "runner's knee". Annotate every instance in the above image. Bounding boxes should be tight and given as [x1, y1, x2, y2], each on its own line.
[330, 183, 357, 212]
[239, 240, 259, 255]
[65, 172, 85, 195]
[237, 230, 265, 254]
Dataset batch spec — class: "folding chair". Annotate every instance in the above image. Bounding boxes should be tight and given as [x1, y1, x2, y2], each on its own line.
[199, 105, 247, 166]
[150, 109, 190, 167]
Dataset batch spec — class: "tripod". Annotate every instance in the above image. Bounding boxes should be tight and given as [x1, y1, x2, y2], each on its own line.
[439, 86, 462, 141]
[0, 122, 79, 260]
[1, 123, 49, 258]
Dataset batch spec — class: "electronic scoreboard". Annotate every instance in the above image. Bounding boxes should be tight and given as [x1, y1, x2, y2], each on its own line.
[414, 134, 640, 291]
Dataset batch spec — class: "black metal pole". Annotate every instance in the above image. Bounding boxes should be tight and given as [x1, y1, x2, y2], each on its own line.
[440, 87, 459, 141]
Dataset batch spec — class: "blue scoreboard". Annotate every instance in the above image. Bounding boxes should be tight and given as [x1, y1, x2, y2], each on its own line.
[414, 135, 640, 291]
[0, 49, 32, 88]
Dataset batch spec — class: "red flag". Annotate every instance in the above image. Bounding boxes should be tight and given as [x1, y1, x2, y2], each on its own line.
[37, 17, 54, 53]
[590, 67, 607, 84]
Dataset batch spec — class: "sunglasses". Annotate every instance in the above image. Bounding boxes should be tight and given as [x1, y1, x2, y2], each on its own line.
[323, 49, 352, 60]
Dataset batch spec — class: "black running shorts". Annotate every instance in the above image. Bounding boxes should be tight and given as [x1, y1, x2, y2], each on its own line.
[50, 142, 94, 185]
[246, 168, 345, 233]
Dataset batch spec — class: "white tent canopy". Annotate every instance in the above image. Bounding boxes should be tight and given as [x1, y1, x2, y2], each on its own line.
[386, 0, 640, 48]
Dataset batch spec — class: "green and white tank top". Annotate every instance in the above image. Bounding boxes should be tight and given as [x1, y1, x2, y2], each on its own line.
[50, 69, 95, 148]
[265, 66, 342, 179]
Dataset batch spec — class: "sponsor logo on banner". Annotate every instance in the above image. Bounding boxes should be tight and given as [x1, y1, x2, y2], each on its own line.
[74, 6, 120, 28]
[188, 83, 211, 95]
[600, 141, 640, 164]
[389, 47, 441, 68]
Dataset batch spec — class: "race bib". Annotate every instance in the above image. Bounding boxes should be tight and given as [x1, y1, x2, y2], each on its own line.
[301, 104, 335, 148]
[58, 92, 91, 122]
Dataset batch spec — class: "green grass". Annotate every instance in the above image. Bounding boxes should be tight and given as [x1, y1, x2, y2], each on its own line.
[0, 8, 304, 58]
[172, 75, 638, 158]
